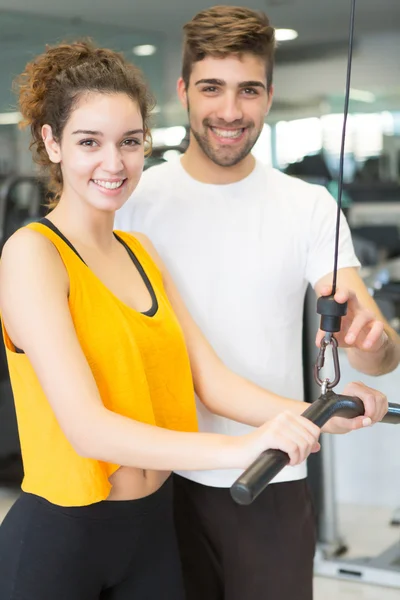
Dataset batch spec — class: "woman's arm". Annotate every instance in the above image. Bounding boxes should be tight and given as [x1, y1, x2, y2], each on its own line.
[135, 233, 388, 434]
[0, 228, 320, 470]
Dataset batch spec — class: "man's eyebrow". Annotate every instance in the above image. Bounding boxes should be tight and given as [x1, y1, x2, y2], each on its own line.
[71, 129, 144, 136]
[194, 79, 266, 90]
[194, 78, 225, 87]
[238, 81, 266, 90]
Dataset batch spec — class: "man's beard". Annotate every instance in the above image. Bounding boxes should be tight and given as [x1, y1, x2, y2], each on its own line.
[189, 116, 262, 168]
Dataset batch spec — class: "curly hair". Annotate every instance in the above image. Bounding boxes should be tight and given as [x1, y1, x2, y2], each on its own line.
[182, 6, 276, 92]
[15, 40, 155, 203]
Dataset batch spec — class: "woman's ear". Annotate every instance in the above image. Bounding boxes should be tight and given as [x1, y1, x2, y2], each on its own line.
[41, 124, 61, 164]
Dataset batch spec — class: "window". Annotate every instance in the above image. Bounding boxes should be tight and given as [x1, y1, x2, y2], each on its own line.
[275, 118, 322, 168]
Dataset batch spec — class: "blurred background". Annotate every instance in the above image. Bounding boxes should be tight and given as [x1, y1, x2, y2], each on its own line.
[0, 1, 399, 597]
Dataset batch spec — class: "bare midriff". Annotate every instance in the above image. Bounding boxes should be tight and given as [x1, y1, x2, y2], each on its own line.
[107, 466, 170, 501]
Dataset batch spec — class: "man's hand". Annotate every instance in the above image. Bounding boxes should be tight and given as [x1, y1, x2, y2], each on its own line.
[323, 381, 388, 434]
[315, 285, 388, 353]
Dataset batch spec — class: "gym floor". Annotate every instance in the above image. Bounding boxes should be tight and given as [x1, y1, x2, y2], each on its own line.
[314, 504, 399, 599]
[0, 488, 398, 599]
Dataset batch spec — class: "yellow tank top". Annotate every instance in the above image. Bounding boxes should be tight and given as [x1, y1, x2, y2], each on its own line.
[1, 221, 198, 506]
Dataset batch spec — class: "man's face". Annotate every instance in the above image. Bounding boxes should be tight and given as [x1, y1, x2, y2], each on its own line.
[178, 54, 273, 167]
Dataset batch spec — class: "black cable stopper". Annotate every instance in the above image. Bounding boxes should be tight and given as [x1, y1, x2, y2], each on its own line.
[317, 295, 347, 333]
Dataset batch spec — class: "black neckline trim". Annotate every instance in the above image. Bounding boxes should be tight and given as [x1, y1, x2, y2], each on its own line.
[40, 218, 86, 264]
[112, 233, 158, 317]
[39, 218, 158, 317]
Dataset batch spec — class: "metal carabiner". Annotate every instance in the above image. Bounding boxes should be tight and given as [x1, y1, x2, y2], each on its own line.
[313, 334, 341, 391]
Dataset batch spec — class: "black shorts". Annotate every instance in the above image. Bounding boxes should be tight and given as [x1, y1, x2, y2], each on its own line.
[173, 473, 317, 600]
[0, 477, 185, 600]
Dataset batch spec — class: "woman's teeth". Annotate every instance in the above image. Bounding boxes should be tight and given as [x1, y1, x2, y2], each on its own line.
[93, 179, 125, 189]
[210, 127, 244, 139]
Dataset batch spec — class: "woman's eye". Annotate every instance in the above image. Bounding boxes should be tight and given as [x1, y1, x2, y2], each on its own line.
[123, 139, 141, 146]
[79, 139, 97, 147]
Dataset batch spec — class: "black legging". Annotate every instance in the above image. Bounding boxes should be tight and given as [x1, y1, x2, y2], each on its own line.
[0, 477, 185, 600]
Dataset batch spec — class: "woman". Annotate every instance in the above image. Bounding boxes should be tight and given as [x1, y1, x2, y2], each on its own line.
[0, 40, 363, 599]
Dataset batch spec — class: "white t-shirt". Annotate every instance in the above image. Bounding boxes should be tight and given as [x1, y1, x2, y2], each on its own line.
[115, 158, 360, 487]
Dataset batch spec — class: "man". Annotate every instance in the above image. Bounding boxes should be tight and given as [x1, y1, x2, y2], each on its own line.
[115, 6, 400, 599]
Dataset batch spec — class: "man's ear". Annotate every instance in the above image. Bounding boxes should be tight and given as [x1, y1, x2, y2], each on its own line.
[265, 84, 274, 117]
[41, 124, 61, 164]
[177, 77, 189, 110]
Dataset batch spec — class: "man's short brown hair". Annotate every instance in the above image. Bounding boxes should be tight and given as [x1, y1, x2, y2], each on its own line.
[182, 5, 276, 92]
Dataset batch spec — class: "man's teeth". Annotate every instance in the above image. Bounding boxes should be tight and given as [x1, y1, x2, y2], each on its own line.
[93, 179, 124, 189]
[211, 127, 244, 139]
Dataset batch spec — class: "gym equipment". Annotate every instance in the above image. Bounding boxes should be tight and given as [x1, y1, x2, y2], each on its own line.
[0, 174, 47, 248]
[314, 534, 400, 588]
[391, 508, 400, 527]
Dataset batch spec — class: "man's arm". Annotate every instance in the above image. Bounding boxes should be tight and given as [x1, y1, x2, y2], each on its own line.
[315, 267, 400, 376]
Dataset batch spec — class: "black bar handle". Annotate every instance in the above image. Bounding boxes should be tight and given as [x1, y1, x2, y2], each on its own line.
[230, 449, 290, 507]
[382, 403, 400, 424]
[230, 393, 400, 506]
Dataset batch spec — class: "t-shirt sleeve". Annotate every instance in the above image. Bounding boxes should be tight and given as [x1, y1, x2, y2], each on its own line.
[305, 186, 360, 288]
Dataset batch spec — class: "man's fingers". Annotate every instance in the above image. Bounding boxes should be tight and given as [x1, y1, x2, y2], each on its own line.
[331, 415, 372, 433]
[320, 285, 332, 296]
[343, 381, 388, 423]
[362, 321, 385, 350]
[333, 289, 349, 304]
[344, 312, 374, 345]
[350, 415, 372, 430]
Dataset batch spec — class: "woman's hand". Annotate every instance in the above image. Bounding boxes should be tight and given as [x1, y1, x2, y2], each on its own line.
[237, 411, 321, 468]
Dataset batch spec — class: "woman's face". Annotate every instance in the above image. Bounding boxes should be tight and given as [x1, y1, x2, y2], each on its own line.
[44, 92, 145, 213]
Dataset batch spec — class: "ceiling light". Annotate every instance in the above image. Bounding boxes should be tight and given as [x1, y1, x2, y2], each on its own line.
[349, 89, 376, 103]
[275, 28, 298, 42]
[132, 44, 157, 57]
